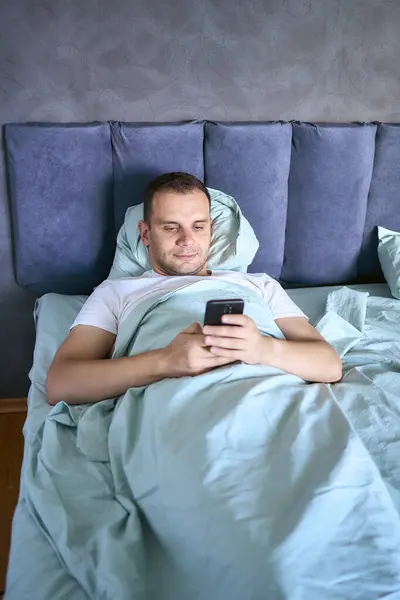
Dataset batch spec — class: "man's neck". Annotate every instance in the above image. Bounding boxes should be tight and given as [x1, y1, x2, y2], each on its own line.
[151, 266, 211, 277]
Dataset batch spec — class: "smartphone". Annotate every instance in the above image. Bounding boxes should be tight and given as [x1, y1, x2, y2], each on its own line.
[204, 299, 244, 326]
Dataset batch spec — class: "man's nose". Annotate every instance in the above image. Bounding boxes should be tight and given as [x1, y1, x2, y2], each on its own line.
[176, 229, 194, 245]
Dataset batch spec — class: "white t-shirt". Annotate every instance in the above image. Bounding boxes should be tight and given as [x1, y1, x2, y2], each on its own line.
[71, 270, 307, 335]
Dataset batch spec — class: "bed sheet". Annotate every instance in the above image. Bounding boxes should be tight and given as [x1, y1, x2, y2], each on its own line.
[288, 282, 392, 323]
[5, 281, 398, 600]
[5, 293, 88, 600]
[5, 499, 88, 600]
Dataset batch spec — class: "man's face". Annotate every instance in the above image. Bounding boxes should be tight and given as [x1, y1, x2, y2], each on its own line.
[138, 189, 212, 276]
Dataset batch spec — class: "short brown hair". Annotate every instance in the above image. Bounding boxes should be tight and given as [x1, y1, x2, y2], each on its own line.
[143, 172, 211, 223]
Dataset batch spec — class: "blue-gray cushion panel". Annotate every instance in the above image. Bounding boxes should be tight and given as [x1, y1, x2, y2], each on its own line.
[358, 124, 400, 281]
[282, 123, 377, 285]
[204, 122, 292, 278]
[5, 123, 114, 295]
[111, 121, 204, 231]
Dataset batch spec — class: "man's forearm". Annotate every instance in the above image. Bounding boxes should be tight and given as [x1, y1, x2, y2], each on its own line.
[46, 349, 169, 405]
[262, 338, 342, 383]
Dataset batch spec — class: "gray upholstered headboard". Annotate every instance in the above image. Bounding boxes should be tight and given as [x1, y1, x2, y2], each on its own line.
[5, 120, 400, 296]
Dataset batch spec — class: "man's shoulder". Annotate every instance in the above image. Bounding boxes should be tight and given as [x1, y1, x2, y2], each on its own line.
[94, 275, 149, 295]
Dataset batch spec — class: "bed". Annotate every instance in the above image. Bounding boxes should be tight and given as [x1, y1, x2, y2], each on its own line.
[4, 121, 400, 600]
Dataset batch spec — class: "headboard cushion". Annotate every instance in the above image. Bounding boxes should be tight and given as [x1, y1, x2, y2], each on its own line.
[358, 124, 400, 281]
[5, 123, 114, 294]
[111, 121, 204, 230]
[204, 122, 292, 279]
[282, 123, 377, 286]
[5, 121, 400, 293]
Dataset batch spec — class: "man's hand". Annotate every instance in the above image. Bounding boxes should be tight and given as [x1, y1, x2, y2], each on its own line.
[161, 322, 234, 377]
[203, 314, 268, 365]
[204, 314, 342, 383]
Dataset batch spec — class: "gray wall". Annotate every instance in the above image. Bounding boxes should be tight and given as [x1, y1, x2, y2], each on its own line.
[1, 0, 400, 397]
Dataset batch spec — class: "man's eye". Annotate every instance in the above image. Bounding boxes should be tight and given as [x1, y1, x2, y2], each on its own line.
[194, 226, 205, 231]
[164, 227, 177, 233]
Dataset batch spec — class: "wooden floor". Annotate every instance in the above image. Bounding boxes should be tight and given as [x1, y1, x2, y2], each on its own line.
[0, 399, 27, 593]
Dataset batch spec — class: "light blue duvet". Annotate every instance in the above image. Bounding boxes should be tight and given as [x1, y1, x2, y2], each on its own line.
[7, 281, 400, 600]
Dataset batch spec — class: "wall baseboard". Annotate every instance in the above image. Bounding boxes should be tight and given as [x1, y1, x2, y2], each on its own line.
[0, 398, 27, 414]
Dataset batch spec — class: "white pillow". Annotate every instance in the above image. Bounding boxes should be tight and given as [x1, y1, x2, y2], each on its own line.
[377, 226, 400, 300]
[109, 188, 259, 278]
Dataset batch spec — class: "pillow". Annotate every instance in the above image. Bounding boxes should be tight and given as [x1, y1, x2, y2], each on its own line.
[109, 188, 259, 278]
[30, 294, 87, 386]
[377, 226, 400, 299]
[26, 293, 87, 442]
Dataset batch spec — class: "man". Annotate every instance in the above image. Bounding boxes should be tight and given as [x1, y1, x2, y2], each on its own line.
[46, 172, 341, 406]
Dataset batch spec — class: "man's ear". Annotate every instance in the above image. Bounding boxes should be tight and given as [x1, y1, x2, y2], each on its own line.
[138, 220, 150, 247]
